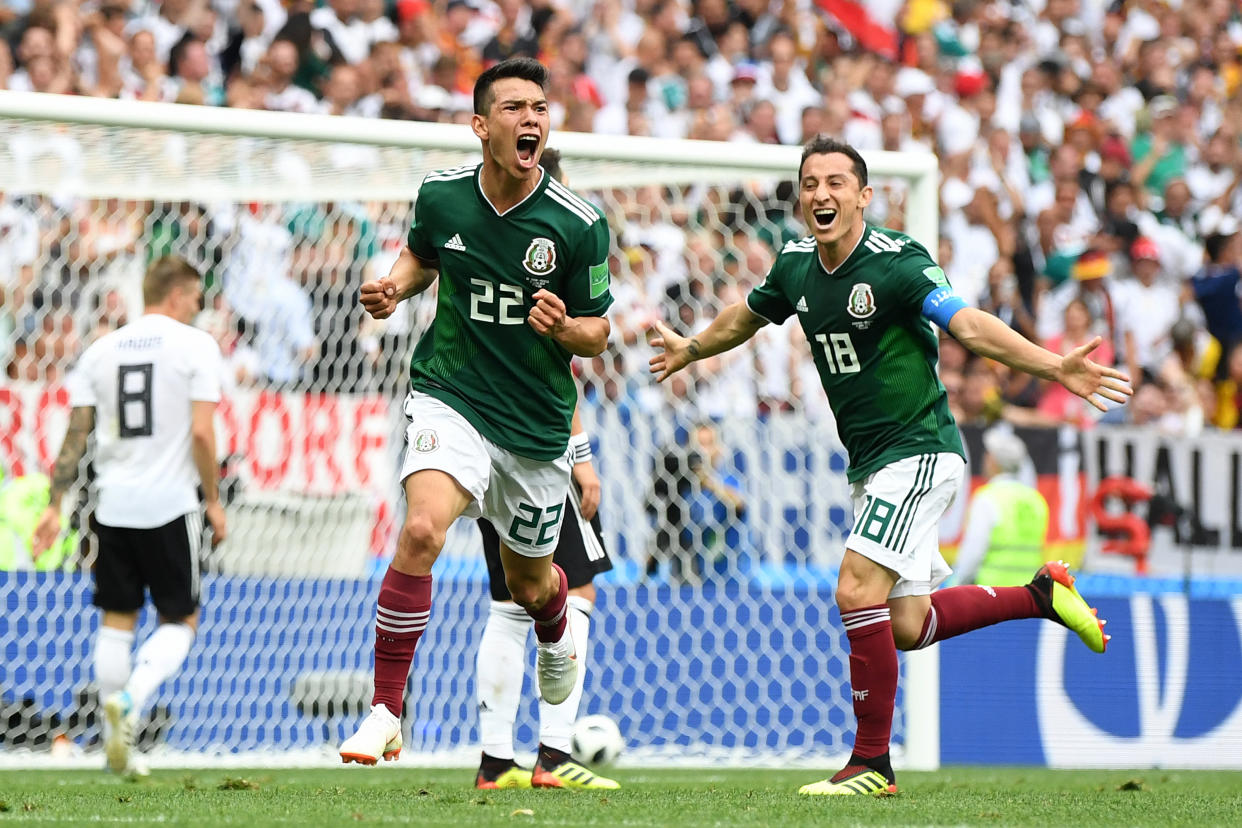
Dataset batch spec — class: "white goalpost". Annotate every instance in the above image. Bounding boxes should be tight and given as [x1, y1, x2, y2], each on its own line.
[0, 91, 939, 770]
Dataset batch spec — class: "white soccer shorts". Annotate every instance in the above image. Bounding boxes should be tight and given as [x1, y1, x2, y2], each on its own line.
[399, 390, 572, 557]
[846, 452, 965, 598]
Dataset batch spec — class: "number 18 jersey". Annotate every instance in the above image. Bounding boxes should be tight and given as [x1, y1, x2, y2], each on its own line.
[66, 313, 224, 528]
[746, 225, 963, 483]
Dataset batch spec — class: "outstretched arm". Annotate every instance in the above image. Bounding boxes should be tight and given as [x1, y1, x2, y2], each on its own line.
[947, 306, 1132, 410]
[648, 301, 768, 382]
[32, 406, 95, 556]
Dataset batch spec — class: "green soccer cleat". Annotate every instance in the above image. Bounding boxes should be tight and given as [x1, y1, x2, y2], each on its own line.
[799, 766, 897, 797]
[1029, 560, 1109, 653]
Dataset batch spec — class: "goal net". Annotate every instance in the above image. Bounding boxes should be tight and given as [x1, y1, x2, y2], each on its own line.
[0, 92, 939, 769]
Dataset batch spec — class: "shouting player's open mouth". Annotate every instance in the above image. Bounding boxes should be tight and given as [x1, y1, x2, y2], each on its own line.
[516, 133, 541, 169]
[812, 207, 838, 232]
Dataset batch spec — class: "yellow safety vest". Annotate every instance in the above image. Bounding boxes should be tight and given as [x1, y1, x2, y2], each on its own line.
[0, 474, 77, 571]
[973, 478, 1049, 587]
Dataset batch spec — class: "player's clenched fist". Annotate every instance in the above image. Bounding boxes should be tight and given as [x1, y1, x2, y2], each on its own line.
[360, 277, 399, 319]
[528, 288, 567, 336]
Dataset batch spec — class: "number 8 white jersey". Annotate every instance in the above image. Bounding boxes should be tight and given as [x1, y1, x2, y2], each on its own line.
[66, 313, 224, 528]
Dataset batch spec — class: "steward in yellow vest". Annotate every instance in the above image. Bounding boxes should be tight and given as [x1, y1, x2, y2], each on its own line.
[956, 428, 1049, 586]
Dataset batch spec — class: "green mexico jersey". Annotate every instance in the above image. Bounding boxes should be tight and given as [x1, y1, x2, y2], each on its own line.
[406, 164, 613, 460]
[746, 225, 964, 482]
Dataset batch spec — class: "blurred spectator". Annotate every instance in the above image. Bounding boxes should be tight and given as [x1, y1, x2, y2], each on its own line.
[1189, 221, 1242, 372]
[259, 38, 318, 113]
[1131, 96, 1187, 201]
[165, 34, 222, 105]
[755, 31, 818, 145]
[1039, 249, 1118, 349]
[1037, 298, 1115, 428]
[1116, 237, 1181, 386]
[481, 0, 538, 65]
[1098, 379, 1169, 428]
[0, 193, 39, 321]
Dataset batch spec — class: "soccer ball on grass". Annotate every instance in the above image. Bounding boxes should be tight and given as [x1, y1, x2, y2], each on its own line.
[571, 714, 624, 765]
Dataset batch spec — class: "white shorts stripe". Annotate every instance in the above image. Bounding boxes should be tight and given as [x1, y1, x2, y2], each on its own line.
[847, 452, 965, 599]
[567, 492, 606, 563]
[184, 511, 202, 602]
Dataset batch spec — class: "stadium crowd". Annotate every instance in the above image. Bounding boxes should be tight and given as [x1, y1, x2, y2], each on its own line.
[2, 0, 1242, 435]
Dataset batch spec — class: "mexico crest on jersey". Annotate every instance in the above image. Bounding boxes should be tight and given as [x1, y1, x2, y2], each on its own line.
[847, 282, 876, 318]
[413, 429, 439, 453]
[523, 237, 557, 277]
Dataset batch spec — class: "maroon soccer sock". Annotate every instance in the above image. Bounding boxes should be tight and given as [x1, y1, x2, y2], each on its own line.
[372, 568, 432, 715]
[913, 585, 1041, 648]
[842, 604, 899, 760]
[528, 563, 569, 643]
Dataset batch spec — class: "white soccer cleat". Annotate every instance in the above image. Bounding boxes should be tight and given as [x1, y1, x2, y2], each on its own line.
[536, 623, 578, 706]
[339, 704, 402, 765]
[103, 691, 136, 775]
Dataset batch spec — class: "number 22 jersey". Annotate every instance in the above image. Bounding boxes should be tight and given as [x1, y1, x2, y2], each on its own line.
[405, 164, 613, 461]
[746, 225, 964, 483]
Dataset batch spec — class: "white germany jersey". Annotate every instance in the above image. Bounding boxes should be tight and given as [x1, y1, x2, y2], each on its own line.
[66, 314, 224, 528]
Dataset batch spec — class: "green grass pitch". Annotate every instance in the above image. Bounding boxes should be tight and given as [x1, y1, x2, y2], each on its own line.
[1, 767, 1239, 826]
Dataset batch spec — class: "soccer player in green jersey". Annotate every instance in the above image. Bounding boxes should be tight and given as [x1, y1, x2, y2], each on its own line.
[650, 136, 1131, 796]
[339, 58, 613, 766]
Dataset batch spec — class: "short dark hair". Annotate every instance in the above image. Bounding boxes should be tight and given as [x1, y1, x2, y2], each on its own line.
[168, 33, 202, 79]
[539, 147, 564, 184]
[799, 134, 868, 186]
[473, 57, 548, 115]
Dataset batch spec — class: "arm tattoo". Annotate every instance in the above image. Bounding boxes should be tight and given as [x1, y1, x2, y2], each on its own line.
[49, 407, 95, 503]
[688, 338, 702, 358]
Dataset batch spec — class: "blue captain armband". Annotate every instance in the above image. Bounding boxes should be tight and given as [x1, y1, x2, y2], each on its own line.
[922, 287, 968, 328]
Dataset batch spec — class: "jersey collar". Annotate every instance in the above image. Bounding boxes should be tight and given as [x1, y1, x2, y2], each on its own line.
[815, 224, 869, 277]
[474, 163, 548, 218]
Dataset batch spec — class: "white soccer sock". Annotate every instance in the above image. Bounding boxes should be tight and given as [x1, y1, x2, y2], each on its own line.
[126, 623, 195, 713]
[538, 596, 592, 754]
[95, 625, 134, 705]
[95, 626, 134, 744]
[477, 601, 530, 761]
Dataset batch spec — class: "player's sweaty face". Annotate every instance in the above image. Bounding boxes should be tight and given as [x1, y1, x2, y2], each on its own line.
[798, 152, 869, 245]
[484, 77, 549, 177]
